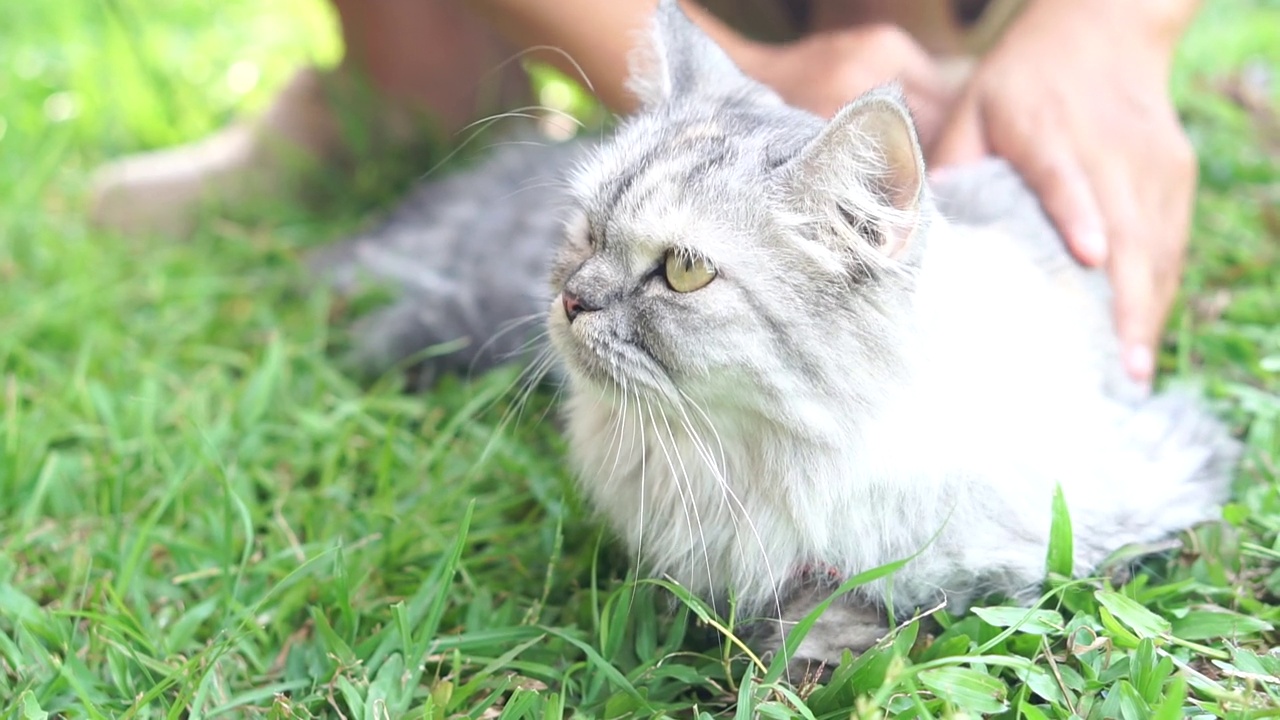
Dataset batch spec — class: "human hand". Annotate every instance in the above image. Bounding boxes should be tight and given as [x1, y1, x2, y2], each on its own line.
[735, 25, 961, 149]
[930, 0, 1199, 385]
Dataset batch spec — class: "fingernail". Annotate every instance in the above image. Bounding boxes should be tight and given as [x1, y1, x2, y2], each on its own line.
[1124, 345, 1154, 383]
[1077, 229, 1108, 265]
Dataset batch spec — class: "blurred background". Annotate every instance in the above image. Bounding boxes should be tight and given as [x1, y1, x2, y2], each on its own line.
[2, 0, 1277, 243]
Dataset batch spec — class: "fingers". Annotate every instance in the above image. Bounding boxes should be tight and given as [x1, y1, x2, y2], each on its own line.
[1095, 120, 1195, 384]
[1107, 230, 1160, 385]
[1010, 140, 1153, 383]
[1104, 144, 1194, 385]
[1008, 140, 1111, 267]
[978, 106, 1149, 382]
[1059, 164, 1157, 384]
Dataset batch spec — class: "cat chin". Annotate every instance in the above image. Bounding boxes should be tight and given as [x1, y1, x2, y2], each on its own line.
[547, 320, 627, 393]
[549, 310, 686, 400]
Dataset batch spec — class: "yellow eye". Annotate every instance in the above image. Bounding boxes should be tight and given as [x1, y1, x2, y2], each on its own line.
[664, 251, 717, 293]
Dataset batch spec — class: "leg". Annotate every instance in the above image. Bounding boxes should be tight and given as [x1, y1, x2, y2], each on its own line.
[331, 0, 530, 134]
[90, 1, 531, 237]
[748, 585, 889, 677]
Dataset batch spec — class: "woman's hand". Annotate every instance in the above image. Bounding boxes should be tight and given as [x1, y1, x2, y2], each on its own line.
[734, 25, 961, 148]
[931, 0, 1201, 384]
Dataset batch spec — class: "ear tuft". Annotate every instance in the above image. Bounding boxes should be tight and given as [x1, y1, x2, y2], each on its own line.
[789, 87, 926, 260]
[851, 92, 924, 215]
[627, 0, 773, 108]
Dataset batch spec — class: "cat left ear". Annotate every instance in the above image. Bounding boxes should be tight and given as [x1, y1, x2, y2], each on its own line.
[789, 88, 926, 260]
[628, 0, 772, 108]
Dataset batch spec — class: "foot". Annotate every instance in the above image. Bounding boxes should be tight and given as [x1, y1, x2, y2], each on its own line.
[748, 584, 889, 680]
[88, 66, 425, 238]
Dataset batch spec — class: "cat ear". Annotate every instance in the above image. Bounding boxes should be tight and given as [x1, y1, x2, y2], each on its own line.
[790, 87, 926, 260]
[628, 0, 768, 107]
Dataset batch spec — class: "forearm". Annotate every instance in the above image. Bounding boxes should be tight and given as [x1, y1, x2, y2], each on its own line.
[465, 0, 757, 114]
[1037, 0, 1201, 54]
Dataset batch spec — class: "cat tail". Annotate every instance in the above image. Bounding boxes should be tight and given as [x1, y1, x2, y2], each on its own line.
[1078, 390, 1240, 568]
[306, 131, 592, 386]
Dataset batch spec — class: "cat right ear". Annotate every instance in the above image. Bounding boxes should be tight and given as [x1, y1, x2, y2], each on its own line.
[627, 0, 768, 108]
[788, 87, 926, 260]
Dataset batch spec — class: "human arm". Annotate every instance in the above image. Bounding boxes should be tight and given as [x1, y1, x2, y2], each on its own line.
[468, 0, 957, 147]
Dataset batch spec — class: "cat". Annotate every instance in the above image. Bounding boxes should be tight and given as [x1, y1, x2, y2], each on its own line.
[311, 0, 1239, 671]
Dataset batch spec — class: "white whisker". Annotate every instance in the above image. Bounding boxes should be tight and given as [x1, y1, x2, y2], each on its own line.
[467, 312, 547, 380]
[670, 392, 790, 676]
[633, 386, 650, 606]
[646, 397, 716, 615]
[485, 45, 599, 100]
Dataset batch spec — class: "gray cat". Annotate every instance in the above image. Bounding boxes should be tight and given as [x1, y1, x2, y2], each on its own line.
[312, 1, 1238, 672]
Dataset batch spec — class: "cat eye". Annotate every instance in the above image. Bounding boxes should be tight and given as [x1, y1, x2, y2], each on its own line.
[664, 251, 717, 293]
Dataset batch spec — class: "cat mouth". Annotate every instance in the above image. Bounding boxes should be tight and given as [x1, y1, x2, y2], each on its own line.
[549, 309, 666, 394]
[548, 308, 623, 388]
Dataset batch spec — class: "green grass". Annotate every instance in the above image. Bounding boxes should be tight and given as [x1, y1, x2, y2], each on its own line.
[2, 0, 1279, 717]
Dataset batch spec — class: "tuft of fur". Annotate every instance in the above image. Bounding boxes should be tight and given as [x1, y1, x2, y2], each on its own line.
[312, 0, 1240, 669]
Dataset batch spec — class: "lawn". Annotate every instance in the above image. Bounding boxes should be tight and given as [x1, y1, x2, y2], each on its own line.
[1, 0, 1279, 717]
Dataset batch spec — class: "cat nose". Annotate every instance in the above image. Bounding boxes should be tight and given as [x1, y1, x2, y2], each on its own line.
[561, 290, 597, 322]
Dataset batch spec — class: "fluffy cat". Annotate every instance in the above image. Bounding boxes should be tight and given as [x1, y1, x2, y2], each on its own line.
[545, 2, 1238, 665]
[312, 1, 1239, 669]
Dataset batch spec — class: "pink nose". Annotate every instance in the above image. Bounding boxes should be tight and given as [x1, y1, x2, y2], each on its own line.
[562, 290, 585, 322]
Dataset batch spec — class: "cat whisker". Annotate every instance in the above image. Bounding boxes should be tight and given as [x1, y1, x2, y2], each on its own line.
[486, 45, 598, 101]
[484, 347, 557, 447]
[670, 394, 790, 677]
[647, 396, 718, 620]
[507, 330, 552, 360]
[639, 396, 695, 577]
[492, 310, 546, 336]
[495, 329, 552, 368]
[466, 342, 546, 428]
[633, 386, 650, 608]
[469, 348, 558, 471]
[415, 112, 560, 183]
[678, 389, 729, 480]
[589, 377, 629, 482]
[456, 113, 546, 134]
[533, 373, 568, 427]
[650, 399, 731, 661]
[512, 351, 558, 423]
[495, 181, 570, 204]
[466, 312, 548, 380]
[518, 175, 575, 192]
[456, 104, 585, 136]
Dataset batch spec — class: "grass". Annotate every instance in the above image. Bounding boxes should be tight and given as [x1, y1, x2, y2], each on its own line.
[1, 0, 1279, 717]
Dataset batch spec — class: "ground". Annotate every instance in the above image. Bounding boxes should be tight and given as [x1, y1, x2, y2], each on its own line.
[2, 0, 1279, 717]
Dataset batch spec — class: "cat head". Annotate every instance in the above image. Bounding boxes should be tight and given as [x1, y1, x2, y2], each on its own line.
[548, 0, 932, 421]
